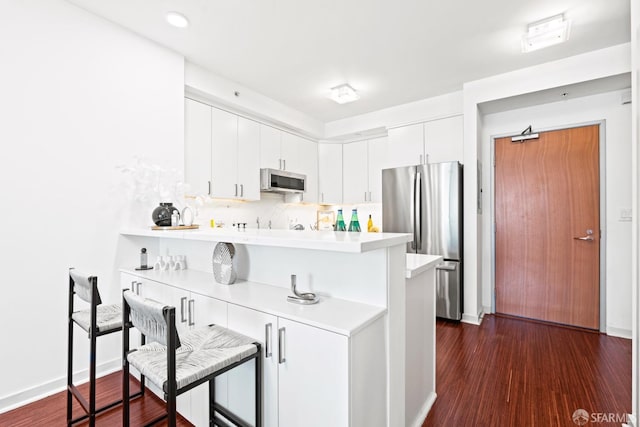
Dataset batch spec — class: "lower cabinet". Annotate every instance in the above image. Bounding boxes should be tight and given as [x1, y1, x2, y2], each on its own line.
[121, 272, 384, 427]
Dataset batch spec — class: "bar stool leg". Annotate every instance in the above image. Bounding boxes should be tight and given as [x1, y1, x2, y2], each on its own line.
[89, 331, 96, 427]
[256, 354, 262, 427]
[209, 379, 216, 427]
[66, 316, 74, 426]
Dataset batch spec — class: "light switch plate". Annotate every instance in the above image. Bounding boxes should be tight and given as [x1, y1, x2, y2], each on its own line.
[620, 208, 632, 222]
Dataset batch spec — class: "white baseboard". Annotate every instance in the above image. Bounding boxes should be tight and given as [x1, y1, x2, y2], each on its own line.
[606, 326, 632, 339]
[461, 309, 484, 325]
[409, 392, 437, 427]
[483, 306, 492, 315]
[0, 358, 121, 414]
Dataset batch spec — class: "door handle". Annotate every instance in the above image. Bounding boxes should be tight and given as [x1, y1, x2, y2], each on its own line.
[180, 297, 187, 323]
[188, 299, 195, 326]
[415, 172, 422, 250]
[410, 174, 416, 250]
[436, 264, 457, 271]
[265, 323, 273, 358]
[574, 236, 594, 241]
[278, 327, 286, 364]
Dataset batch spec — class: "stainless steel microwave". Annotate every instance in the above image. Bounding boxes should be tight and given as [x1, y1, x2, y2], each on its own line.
[260, 168, 306, 193]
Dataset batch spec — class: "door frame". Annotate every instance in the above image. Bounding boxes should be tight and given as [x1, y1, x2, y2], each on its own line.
[490, 120, 607, 332]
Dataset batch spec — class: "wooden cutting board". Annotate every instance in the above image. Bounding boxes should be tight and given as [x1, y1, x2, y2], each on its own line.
[150, 224, 200, 230]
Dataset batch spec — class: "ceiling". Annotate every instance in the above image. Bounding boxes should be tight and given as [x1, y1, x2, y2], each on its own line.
[65, 0, 630, 123]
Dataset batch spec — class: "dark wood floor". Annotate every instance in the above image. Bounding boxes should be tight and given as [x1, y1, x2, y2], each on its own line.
[0, 375, 192, 426]
[423, 315, 632, 427]
[0, 315, 631, 426]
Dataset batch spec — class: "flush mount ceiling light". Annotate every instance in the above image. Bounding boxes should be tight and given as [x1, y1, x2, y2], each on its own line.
[329, 84, 360, 104]
[166, 11, 189, 28]
[521, 14, 571, 53]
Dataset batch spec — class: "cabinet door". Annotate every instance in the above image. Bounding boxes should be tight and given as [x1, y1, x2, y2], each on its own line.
[280, 133, 301, 172]
[211, 108, 239, 198]
[260, 124, 282, 170]
[318, 143, 343, 205]
[188, 294, 229, 427]
[278, 318, 349, 427]
[185, 99, 212, 196]
[387, 123, 424, 167]
[227, 304, 278, 427]
[342, 140, 368, 204]
[367, 136, 388, 203]
[424, 115, 463, 164]
[237, 117, 261, 201]
[297, 139, 318, 203]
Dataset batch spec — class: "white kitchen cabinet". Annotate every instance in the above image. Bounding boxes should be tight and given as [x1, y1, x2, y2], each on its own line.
[424, 115, 463, 164]
[297, 139, 318, 203]
[184, 98, 212, 196]
[237, 117, 261, 200]
[280, 133, 300, 172]
[226, 304, 278, 427]
[259, 124, 282, 170]
[342, 140, 369, 204]
[277, 317, 349, 427]
[210, 108, 260, 200]
[387, 123, 424, 167]
[367, 136, 388, 203]
[318, 143, 343, 205]
[226, 305, 349, 427]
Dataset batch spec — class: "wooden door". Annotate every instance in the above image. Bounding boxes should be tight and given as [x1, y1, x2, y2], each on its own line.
[495, 125, 600, 329]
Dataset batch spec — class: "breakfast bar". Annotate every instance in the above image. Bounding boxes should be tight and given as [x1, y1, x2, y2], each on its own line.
[119, 228, 441, 426]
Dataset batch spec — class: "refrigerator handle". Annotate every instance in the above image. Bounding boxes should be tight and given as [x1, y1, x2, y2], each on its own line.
[410, 172, 417, 250]
[415, 171, 422, 250]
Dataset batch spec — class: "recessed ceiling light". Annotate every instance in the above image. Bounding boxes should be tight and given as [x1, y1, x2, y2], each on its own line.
[329, 84, 360, 104]
[521, 14, 571, 53]
[166, 11, 189, 28]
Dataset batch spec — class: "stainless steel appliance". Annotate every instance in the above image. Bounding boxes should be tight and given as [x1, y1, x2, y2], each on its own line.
[260, 168, 306, 193]
[382, 161, 463, 320]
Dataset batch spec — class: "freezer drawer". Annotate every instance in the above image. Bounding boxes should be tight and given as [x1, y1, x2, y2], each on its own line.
[436, 261, 462, 320]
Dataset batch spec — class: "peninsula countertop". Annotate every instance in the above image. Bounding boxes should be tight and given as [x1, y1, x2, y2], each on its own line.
[121, 227, 412, 253]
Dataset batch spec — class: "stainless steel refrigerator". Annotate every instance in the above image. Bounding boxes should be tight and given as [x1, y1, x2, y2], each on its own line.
[382, 161, 463, 320]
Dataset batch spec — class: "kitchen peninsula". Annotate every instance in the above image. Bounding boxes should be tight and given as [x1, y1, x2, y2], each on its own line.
[119, 228, 440, 427]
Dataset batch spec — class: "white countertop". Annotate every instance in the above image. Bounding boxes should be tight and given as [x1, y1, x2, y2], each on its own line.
[121, 227, 412, 253]
[121, 268, 386, 337]
[405, 254, 443, 279]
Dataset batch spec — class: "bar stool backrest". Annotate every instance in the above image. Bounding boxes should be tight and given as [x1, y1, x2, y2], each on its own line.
[123, 290, 181, 348]
[70, 268, 102, 306]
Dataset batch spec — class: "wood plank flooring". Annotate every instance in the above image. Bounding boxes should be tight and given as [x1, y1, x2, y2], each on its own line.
[0, 374, 192, 426]
[423, 315, 631, 427]
[0, 315, 631, 426]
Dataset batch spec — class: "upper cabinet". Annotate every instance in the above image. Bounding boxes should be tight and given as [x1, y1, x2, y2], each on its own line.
[184, 99, 260, 200]
[210, 109, 260, 200]
[424, 115, 463, 164]
[184, 99, 212, 196]
[318, 143, 343, 205]
[296, 139, 318, 203]
[387, 115, 463, 168]
[259, 124, 282, 170]
[342, 137, 388, 204]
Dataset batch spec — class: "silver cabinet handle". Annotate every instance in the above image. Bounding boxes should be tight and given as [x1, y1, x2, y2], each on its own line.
[240, 184, 244, 197]
[131, 281, 137, 294]
[419, 154, 423, 164]
[364, 191, 367, 202]
[436, 264, 457, 271]
[279, 159, 282, 170]
[369, 191, 372, 201]
[278, 327, 286, 364]
[321, 192, 324, 203]
[283, 159, 286, 170]
[234, 183, 238, 197]
[265, 323, 273, 358]
[180, 297, 187, 323]
[188, 299, 195, 326]
[415, 172, 422, 250]
[208, 180, 211, 195]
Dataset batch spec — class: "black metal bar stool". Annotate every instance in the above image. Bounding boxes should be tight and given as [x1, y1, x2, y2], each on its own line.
[122, 289, 262, 427]
[66, 268, 144, 426]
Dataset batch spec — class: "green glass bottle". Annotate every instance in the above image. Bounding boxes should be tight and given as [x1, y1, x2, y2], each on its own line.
[348, 209, 361, 232]
[335, 209, 347, 231]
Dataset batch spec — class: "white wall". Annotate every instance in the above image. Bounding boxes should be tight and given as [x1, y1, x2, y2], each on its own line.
[0, 0, 184, 410]
[481, 90, 632, 336]
[631, 0, 639, 416]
